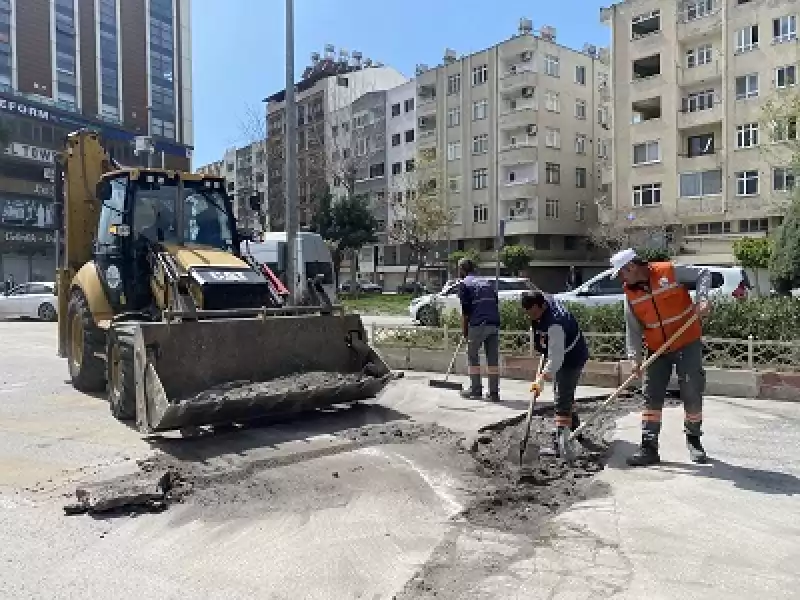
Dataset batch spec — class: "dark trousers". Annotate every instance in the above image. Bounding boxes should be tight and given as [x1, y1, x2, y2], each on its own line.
[554, 366, 583, 431]
[466, 324, 500, 395]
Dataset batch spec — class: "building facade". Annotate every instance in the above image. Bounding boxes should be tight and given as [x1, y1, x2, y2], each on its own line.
[265, 49, 407, 232]
[196, 140, 268, 237]
[411, 20, 611, 290]
[0, 0, 193, 284]
[602, 0, 798, 264]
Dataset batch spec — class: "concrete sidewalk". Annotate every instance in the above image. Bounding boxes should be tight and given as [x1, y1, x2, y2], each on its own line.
[476, 396, 800, 599]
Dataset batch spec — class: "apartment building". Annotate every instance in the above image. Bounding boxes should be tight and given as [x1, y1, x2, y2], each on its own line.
[196, 139, 268, 237]
[602, 0, 798, 264]
[411, 20, 611, 290]
[0, 0, 193, 284]
[264, 48, 406, 232]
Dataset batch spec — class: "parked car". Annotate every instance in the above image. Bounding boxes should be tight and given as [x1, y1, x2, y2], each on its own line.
[554, 266, 751, 307]
[0, 282, 58, 321]
[339, 280, 383, 294]
[409, 277, 539, 326]
[396, 281, 430, 295]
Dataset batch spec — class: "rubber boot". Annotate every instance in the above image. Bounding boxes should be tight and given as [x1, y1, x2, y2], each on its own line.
[626, 434, 661, 467]
[686, 435, 708, 464]
[539, 429, 561, 458]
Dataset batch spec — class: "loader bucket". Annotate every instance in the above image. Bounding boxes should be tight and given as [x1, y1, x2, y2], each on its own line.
[131, 314, 392, 434]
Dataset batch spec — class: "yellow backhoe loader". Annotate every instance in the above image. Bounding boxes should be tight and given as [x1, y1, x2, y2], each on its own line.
[54, 129, 391, 434]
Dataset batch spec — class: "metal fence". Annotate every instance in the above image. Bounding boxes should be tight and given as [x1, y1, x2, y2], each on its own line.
[367, 324, 800, 372]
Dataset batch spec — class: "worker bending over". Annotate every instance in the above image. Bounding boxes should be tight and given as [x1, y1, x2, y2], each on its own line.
[521, 291, 601, 456]
[611, 248, 712, 466]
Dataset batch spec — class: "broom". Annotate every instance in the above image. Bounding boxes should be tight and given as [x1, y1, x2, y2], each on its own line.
[428, 337, 465, 391]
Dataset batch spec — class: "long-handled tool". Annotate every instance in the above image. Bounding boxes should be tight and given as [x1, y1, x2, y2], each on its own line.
[429, 337, 465, 391]
[560, 313, 701, 462]
[513, 354, 547, 466]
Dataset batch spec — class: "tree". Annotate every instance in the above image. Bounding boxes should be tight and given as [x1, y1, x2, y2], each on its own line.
[448, 248, 480, 270]
[769, 197, 800, 295]
[591, 205, 678, 255]
[733, 237, 771, 296]
[500, 244, 534, 276]
[388, 149, 453, 284]
[635, 246, 672, 262]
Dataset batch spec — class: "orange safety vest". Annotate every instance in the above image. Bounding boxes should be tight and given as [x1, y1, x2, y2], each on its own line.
[623, 262, 702, 353]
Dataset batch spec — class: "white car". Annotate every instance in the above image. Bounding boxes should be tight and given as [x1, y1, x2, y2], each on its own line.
[409, 277, 539, 326]
[554, 266, 751, 307]
[0, 282, 58, 321]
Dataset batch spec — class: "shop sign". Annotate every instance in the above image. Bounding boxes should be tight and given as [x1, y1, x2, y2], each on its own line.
[0, 97, 51, 121]
[2, 143, 57, 164]
[0, 176, 54, 197]
[1, 228, 56, 245]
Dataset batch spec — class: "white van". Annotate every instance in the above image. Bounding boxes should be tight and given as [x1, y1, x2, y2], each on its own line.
[243, 232, 336, 305]
[554, 265, 751, 307]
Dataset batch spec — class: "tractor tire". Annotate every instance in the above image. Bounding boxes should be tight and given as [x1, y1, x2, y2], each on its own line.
[107, 324, 137, 421]
[66, 289, 107, 393]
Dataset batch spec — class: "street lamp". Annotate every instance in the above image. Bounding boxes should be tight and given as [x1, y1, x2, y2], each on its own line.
[284, 0, 299, 304]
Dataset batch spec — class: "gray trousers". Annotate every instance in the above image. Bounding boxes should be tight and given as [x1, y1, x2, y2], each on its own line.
[554, 367, 583, 430]
[467, 324, 500, 395]
[641, 338, 706, 440]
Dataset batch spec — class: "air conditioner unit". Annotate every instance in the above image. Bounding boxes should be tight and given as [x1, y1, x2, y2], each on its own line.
[521, 51, 533, 62]
[522, 87, 534, 98]
[526, 124, 537, 136]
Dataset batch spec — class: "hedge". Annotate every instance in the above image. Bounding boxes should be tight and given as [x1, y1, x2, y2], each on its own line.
[439, 297, 800, 341]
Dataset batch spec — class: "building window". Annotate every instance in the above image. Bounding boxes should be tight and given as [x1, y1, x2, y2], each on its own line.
[633, 140, 660, 165]
[545, 163, 561, 184]
[597, 139, 609, 159]
[404, 98, 414, 112]
[740, 218, 768, 233]
[679, 169, 722, 197]
[773, 15, 797, 43]
[575, 99, 587, 120]
[632, 183, 662, 207]
[576, 202, 587, 221]
[405, 159, 415, 172]
[684, 0, 714, 22]
[631, 9, 661, 38]
[473, 203, 489, 223]
[773, 167, 795, 191]
[736, 170, 759, 196]
[391, 133, 401, 147]
[735, 74, 758, 99]
[472, 134, 488, 155]
[688, 133, 714, 157]
[447, 141, 462, 161]
[544, 54, 560, 77]
[545, 128, 561, 149]
[405, 129, 415, 143]
[472, 64, 488, 86]
[447, 107, 461, 127]
[545, 91, 561, 112]
[472, 168, 488, 190]
[686, 44, 712, 68]
[369, 163, 385, 178]
[771, 117, 798, 142]
[683, 89, 714, 112]
[472, 99, 488, 120]
[575, 134, 587, 154]
[736, 123, 759, 148]
[575, 167, 587, 188]
[391, 162, 402, 175]
[448, 177, 461, 192]
[736, 25, 759, 53]
[687, 222, 731, 235]
[575, 65, 586, 85]
[776, 65, 797, 89]
[447, 74, 461, 95]
[391, 103, 401, 117]
[545, 198, 559, 219]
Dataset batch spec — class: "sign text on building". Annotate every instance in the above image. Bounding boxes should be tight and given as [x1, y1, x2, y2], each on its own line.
[3, 143, 57, 164]
[0, 98, 50, 121]
[1, 229, 55, 245]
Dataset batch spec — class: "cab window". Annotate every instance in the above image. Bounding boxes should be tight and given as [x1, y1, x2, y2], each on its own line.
[97, 177, 127, 249]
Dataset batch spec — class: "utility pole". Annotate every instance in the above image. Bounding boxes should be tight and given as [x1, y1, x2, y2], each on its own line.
[284, 0, 298, 304]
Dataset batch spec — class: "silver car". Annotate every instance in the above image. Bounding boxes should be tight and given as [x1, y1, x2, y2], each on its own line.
[0, 282, 58, 321]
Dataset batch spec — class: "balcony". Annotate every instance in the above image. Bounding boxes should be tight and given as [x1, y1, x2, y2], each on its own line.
[504, 215, 539, 235]
[601, 165, 613, 187]
[499, 104, 537, 129]
[630, 75, 663, 99]
[676, 195, 724, 217]
[678, 60, 722, 87]
[677, 10, 722, 42]
[500, 69, 537, 92]
[499, 143, 537, 166]
[417, 96, 437, 115]
[418, 129, 436, 146]
[678, 104, 722, 129]
[499, 180, 536, 202]
[678, 152, 721, 173]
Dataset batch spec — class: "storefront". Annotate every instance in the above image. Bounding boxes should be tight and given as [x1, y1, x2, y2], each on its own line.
[0, 228, 56, 284]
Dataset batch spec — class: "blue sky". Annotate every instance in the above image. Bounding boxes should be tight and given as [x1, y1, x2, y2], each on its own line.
[191, 0, 609, 167]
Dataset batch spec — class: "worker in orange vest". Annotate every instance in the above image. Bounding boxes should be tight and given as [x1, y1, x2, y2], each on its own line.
[610, 249, 712, 466]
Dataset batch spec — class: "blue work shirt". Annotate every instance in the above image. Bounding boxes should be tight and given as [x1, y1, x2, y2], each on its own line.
[459, 276, 501, 328]
[532, 295, 589, 374]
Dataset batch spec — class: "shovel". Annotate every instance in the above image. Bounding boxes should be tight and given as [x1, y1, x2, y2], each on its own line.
[513, 354, 547, 467]
[428, 337, 465, 391]
[560, 313, 701, 462]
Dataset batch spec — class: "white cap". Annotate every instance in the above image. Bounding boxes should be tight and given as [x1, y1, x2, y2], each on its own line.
[610, 248, 637, 277]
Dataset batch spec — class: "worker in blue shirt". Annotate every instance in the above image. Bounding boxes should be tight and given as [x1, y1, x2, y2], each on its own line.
[457, 258, 501, 401]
